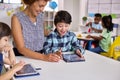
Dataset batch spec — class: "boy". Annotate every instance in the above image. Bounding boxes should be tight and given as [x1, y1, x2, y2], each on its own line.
[43, 10, 84, 58]
[85, 13, 103, 49]
[86, 13, 102, 33]
[0, 22, 25, 80]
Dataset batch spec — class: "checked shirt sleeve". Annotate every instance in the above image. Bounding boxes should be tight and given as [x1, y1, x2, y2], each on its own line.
[71, 34, 84, 54]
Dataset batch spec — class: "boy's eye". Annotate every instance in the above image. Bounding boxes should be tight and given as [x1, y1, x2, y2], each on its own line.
[5, 39, 8, 41]
[39, 5, 42, 8]
[65, 25, 69, 27]
[59, 26, 63, 27]
[58, 25, 63, 27]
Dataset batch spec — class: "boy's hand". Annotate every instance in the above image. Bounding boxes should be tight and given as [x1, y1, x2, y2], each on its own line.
[2, 44, 12, 53]
[9, 49, 16, 65]
[86, 35, 91, 38]
[75, 49, 84, 58]
[3, 44, 16, 65]
[12, 61, 25, 72]
[86, 22, 92, 26]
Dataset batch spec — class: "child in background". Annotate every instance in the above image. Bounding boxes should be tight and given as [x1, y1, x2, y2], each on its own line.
[0, 22, 25, 80]
[43, 10, 84, 58]
[86, 13, 103, 33]
[86, 15, 113, 54]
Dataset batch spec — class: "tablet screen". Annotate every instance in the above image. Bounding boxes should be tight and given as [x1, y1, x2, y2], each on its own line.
[15, 64, 39, 77]
[62, 53, 85, 62]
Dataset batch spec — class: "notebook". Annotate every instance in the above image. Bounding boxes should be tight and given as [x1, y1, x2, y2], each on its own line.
[14, 64, 40, 78]
[62, 53, 85, 62]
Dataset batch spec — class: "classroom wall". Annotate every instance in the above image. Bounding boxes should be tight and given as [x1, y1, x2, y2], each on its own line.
[0, 0, 120, 32]
[63, 0, 120, 34]
[0, 11, 11, 27]
[79, 0, 88, 25]
[60, 0, 88, 32]
[0, 3, 21, 27]
[0, 0, 93, 31]
[61, 0, 80, 31]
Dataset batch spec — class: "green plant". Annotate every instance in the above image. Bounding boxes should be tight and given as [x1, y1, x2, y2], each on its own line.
[82, 16, 87, 21]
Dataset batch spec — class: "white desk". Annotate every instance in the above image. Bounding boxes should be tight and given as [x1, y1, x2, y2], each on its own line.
[15, 50, 120, 80]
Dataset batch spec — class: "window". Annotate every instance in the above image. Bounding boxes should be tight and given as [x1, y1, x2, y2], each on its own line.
[3, 0, 21, 4]
[0, 0, 3, 3]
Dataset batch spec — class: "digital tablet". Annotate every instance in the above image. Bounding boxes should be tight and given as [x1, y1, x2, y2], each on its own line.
[15, 64, 40, 77]
[62, 53, 85, 62]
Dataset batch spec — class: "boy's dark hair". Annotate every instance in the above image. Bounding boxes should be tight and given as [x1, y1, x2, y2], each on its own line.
[102, 15, 113, 32]
[54, 10, 72, 26]
[0, 22, 11, 39]
[95, 13, 102, 18]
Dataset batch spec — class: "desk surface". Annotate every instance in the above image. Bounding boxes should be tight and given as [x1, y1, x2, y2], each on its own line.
[77, 36, 93, 41]
[75, 32, 100, 41]
[15, 51, 120, 80]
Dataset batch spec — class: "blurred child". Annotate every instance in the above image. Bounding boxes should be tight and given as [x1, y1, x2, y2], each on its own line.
[86, 15, 113, 54]
[0, 22, 25, 80]
[43, 10, 84, 58]
[86, 13, 102, 33]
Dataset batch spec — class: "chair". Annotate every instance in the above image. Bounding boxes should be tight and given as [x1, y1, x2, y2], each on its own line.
[111, 23, 119, 41]
[113, 51, 120, 60]
[100, 36, 120, 60]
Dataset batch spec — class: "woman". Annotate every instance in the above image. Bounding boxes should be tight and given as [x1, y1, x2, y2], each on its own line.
[11, 0, 60, 62]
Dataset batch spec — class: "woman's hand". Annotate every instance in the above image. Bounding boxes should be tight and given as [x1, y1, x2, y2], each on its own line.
[55, 48, 63, 59]
[44, 53, 61, 62]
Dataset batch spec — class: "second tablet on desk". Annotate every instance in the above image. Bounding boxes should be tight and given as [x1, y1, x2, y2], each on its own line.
[62, 53, 85, 62]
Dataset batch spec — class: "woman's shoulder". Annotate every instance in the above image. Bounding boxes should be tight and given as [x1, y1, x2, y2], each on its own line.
[12, 12, 23, 23]
[13, 11, 26, 19]
[14, 11, 22, 16]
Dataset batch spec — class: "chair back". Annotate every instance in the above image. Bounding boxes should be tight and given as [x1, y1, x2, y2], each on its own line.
[101, 36, 120, 58]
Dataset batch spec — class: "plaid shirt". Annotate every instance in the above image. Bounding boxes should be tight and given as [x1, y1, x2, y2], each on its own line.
[43, 29, 84, 54]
